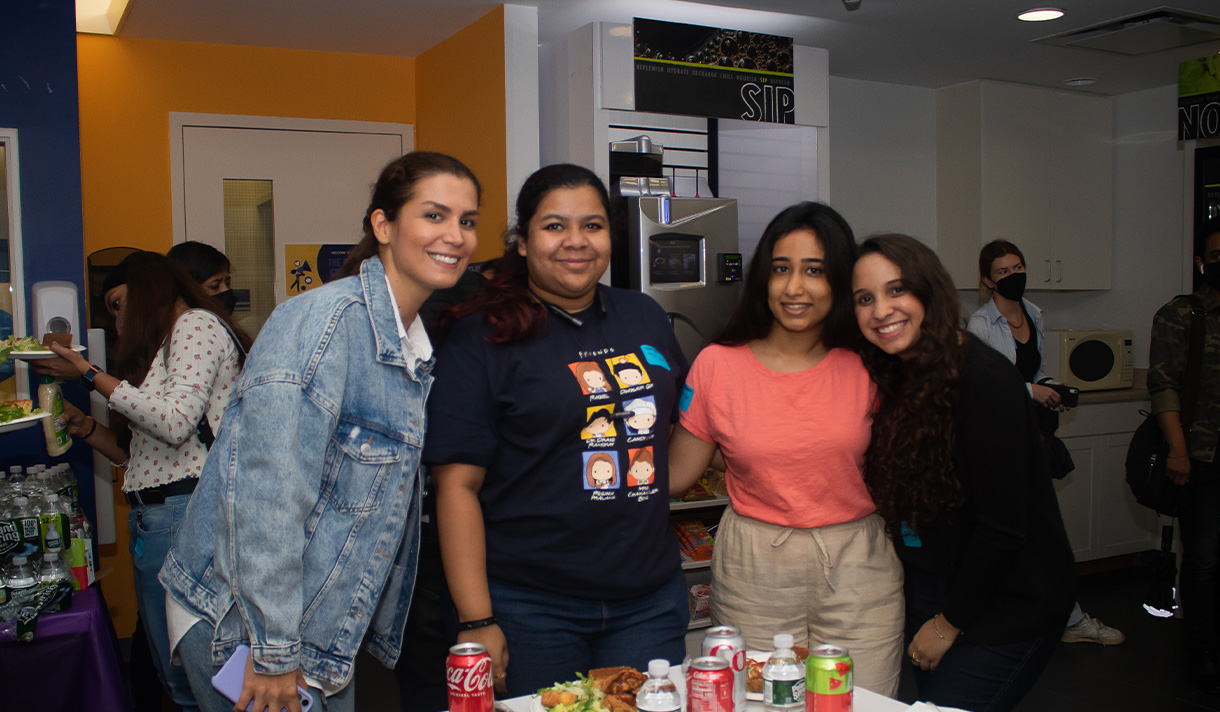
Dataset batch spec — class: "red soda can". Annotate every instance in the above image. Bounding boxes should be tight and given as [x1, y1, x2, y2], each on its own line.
[701, 625, 746, 711]
[447, 642, 493, 712]
[688, 655, 735, 712]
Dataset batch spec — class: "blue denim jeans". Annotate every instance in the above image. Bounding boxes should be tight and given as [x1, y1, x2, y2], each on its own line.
[129, 494, 198, 711]
[177, 620, 354, 712]
[904, 566, 1060, 712]
[490, 568, 688, 697]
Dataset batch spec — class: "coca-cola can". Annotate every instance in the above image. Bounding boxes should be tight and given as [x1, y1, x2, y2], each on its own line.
[702, 625, 746, 710]
[447, 642, 493, 712]
[688, 655, 735, 712]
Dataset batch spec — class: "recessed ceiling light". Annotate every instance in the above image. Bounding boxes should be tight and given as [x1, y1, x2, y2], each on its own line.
[1018, 8, 1065, 22]
[1062, 77, 1098, 87]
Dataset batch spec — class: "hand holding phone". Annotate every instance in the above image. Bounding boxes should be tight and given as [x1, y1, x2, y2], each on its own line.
[211, 645, 315, 712]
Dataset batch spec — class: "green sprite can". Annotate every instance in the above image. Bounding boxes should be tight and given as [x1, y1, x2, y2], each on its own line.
[805, 644, 853, 712]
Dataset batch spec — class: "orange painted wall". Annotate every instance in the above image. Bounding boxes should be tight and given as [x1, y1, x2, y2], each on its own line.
[76, 36, 416, 257]
[75, 36, 416, 634]
[417, 7, 509, 261]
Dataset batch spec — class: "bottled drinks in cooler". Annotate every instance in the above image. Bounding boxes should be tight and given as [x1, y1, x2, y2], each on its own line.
[762, 634, 805, 712]
[636, 659, 682, 712]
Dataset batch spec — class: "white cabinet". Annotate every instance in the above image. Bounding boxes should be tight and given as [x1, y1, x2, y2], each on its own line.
[1054, 400, 1161, 561]
[936, 80, 1113, 291]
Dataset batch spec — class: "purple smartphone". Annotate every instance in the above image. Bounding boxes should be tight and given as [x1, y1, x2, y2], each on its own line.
[211, 644, 315, 712]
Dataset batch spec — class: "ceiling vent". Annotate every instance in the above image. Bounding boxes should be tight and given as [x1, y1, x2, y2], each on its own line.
[1034, 7, 1220, 56]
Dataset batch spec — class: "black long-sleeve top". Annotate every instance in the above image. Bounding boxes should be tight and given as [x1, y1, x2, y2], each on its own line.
[896, 337, 1077, 644]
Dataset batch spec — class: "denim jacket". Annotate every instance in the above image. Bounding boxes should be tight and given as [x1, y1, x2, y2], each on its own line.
[966, 297, 1054, 398]
[160, 256, 429, 687]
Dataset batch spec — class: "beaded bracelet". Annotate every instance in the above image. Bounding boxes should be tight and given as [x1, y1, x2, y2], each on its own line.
[931, 614, 949, 641]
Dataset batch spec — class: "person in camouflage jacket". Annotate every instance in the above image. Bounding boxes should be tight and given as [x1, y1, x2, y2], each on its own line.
[1148, 219, 1220, 692]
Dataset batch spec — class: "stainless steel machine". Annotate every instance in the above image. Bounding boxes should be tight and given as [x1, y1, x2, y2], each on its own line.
[609, 137, 743, 362]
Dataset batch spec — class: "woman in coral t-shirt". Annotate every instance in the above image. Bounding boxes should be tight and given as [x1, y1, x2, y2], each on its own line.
[669, 202, 904, 697]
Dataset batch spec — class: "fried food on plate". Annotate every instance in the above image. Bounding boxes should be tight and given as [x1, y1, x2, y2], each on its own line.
[538, 667, 646, 712]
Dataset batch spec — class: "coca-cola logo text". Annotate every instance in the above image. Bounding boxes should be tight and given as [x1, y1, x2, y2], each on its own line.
[447, 657, 492, 695]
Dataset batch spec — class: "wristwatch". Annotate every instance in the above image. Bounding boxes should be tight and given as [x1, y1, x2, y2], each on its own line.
[80, 365, 103, 392]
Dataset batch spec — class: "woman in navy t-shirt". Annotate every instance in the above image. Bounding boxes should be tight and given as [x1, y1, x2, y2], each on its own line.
[425, 164, 688, 697]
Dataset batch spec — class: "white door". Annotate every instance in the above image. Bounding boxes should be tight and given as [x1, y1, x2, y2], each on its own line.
[170, 113, 412, 332]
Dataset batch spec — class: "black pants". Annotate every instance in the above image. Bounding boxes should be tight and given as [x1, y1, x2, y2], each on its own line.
[1180, 457, 1220, 649]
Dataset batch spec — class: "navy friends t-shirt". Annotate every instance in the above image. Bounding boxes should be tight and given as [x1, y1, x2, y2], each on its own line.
[423, 287, 687, 599]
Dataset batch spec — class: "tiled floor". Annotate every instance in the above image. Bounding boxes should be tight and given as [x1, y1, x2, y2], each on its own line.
[129, 559, 1220, 711]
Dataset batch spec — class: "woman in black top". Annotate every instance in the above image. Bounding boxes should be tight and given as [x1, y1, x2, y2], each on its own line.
[851, 234, 1076, 712]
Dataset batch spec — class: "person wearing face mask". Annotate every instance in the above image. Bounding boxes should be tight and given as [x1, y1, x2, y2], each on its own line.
[966, 240, 1124, 648]
[30, 251, 250, 711]
[167, 240, 239, 314]
[1149, 219, 1220, 692]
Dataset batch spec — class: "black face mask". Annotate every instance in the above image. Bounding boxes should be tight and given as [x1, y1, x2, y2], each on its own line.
[1205, 262, 1220, 292]
[214, 289, 238, 314]
[994, 272, 1027, 301]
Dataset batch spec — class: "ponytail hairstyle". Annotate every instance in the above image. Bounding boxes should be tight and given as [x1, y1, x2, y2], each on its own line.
[339, 152, 482, 278]
[445, 164, 611, 343]
[855, 234, 967, 531]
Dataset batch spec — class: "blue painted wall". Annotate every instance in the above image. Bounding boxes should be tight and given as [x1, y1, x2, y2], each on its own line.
[1, 1, 96, 510]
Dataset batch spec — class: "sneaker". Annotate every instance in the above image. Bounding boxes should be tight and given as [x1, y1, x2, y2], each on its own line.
[1060, 613, 1125, 645]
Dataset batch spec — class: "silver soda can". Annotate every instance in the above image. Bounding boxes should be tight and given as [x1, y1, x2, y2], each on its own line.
[687, 655, 734, 712]
[702, 625, 746, 711]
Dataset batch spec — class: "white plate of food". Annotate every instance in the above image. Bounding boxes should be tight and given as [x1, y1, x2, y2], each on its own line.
[7, 344, 86, 360]
[532, 666, 657, 712]
[0, 405, 49, 435]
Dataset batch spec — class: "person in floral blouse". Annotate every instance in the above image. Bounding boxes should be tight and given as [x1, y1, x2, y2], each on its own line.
[34, 250, 249, 711]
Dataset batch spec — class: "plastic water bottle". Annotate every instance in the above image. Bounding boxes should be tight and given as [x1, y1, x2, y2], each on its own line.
[763, 634, 805, 712]
[5, 555, 36, 592]
[38, 551, 73, 612]
[9, 496, 42, 558]
[38, 492, 70, 555]
[635, 659, 681, 712]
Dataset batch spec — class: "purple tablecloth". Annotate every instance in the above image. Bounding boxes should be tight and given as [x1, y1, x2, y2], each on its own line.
[0, 585, 132, 712]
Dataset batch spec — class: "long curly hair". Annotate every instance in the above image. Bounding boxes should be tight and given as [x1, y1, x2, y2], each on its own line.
[856, 234, 967, 530]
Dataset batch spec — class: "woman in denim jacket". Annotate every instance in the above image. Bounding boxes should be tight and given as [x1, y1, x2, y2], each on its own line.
[160, 152, 481, 712]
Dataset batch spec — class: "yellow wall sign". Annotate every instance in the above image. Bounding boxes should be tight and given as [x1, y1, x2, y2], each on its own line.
[284, 244, 355, 297]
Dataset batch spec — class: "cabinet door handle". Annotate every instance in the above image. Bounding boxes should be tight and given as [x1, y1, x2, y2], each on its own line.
[1045, 260, 1052, 283]
[1055, 260, 1063, 283]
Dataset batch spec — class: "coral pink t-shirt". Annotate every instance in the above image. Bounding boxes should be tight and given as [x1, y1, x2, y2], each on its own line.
[679, 344, 878, 529]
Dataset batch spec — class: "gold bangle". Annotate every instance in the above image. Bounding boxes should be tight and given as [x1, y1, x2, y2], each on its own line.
[932, 614, 949, 641]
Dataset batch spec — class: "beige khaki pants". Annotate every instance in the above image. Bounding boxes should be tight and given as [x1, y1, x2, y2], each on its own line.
[710, 507, 905, 698]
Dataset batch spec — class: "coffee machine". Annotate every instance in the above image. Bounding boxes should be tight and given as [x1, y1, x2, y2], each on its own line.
[609, 137, 743, 363]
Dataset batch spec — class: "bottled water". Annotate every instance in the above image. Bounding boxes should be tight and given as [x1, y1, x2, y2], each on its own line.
[37, 551, 73, 612]
[38, 492, 70, 555]
[9, 496, 42, 558]
[636, 659, 681, 712]
[5, 555, 36, 591]
[763, 634, 805, 712]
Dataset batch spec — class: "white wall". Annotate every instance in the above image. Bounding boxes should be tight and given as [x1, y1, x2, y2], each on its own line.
[828, 77, 937, 244]
[1010, 84, 1184, 368]
[830, 78, 1186, 368]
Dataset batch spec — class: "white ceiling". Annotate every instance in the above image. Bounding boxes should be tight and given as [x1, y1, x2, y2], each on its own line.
[117, 0, 1220, 97]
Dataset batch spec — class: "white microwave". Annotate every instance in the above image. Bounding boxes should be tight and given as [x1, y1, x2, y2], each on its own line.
[1044, 329, 1134, 391]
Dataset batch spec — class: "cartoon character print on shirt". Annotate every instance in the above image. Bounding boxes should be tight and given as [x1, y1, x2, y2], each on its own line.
[623, 397, 657, 439]
[581, 406, 618, 443]
[569, 361, 615, 397]
[607, 354, 651, 393]
[627, 447, 656, 486]
[583, 451, 621, 500]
